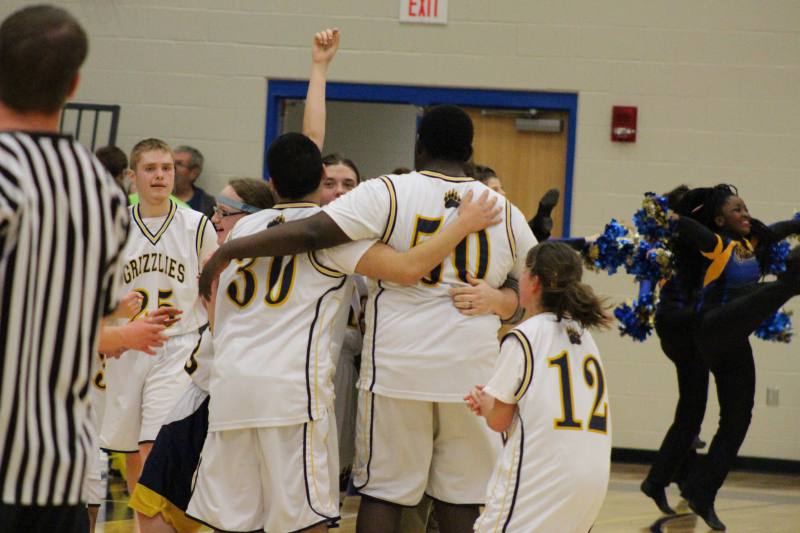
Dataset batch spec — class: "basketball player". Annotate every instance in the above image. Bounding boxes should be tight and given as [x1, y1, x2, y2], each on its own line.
[199, 105, 537, 533]
[132, 28, 341, 533]
[129, 178, 274, 533]
[187, 131, 504, 533]
[100, 139, 217, 500]
[467, 241, 612, 532]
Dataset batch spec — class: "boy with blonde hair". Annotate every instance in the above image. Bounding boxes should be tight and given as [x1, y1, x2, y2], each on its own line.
[100, 138, 217, 499]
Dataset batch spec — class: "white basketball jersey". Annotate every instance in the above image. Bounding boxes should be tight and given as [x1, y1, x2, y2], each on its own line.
[478, 313, 611, 532]
[209, 203, 374, 431]
[89, 353, 107, 434]
[339, 276, 367, 368]
[323, 171, 537, 401]
[120, 201, 215, 336]
[184, 326, 213, 392]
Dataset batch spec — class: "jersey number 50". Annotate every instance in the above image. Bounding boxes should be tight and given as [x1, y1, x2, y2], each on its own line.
[411, 215, 489, 285]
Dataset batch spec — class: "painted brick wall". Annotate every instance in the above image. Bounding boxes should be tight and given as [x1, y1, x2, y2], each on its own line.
[2, 0, 798, 460]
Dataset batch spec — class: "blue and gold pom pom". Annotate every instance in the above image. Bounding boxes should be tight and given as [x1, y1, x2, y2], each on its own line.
[632, 193, 672, 243]
[614, 280, 656, 342]
[765, 240, 791, 275]
[582, 219, 634, 275]
[626, 240, 674, 283]
[755, 309, 793, 343]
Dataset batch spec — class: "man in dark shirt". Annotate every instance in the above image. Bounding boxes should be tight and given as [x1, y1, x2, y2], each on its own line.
[174, 145, 215, 217]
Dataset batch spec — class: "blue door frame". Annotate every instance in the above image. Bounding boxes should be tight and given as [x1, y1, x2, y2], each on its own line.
[264, 80, 578, 236]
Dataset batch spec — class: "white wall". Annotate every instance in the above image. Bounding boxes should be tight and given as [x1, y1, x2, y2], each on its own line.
[3, 0, 799, 460]
[283, 100, 417, 179]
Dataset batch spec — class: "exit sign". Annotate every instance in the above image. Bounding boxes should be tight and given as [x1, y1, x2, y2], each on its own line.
[400, 0, 448, 25]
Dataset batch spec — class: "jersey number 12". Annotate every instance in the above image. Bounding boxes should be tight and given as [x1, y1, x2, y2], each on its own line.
[547, 351, 608, 434]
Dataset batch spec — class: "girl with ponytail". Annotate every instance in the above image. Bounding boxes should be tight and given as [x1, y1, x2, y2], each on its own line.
[465, 242, 612, 533]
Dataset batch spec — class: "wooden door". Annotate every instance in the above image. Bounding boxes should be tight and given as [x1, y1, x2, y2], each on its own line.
[465, 108, 569, 238]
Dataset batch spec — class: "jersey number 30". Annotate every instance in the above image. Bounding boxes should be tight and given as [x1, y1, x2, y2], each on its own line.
[227, 256, 296, 308]
[547, 352, 608, 434]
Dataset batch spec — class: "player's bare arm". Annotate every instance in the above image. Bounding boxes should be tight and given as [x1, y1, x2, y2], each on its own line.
[304, 28, 340, 150]
[98, 308, 181, 356]
[465, 385, 516, 433]
[199, 211, 350, 299]
[355, 189, 502, 284]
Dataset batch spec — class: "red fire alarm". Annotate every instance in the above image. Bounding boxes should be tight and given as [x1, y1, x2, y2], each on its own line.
[611, 106, 637, 142]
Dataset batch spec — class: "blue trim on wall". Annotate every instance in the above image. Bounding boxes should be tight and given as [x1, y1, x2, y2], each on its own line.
[265, 80, 578, 236]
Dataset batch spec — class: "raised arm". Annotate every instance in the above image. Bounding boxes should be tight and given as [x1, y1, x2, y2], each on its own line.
[304, 28, 339, 150]
[354, 190, 502, 285]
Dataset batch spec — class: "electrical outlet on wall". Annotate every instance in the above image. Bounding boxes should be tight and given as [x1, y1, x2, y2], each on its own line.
[766, 387, 779, 407]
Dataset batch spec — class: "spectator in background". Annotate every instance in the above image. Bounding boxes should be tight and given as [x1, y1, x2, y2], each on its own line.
[469, 163, 559, 242]
[95, 145, 129, 192]
[174, 145, 215, 217]
[472, 164, 506, 196]
[320, 153, 360, 205]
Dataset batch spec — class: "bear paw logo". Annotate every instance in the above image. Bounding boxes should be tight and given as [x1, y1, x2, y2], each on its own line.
[566, 326, 583, 345]
[267, 214, 286, 228]
[444, 189, 461, 209]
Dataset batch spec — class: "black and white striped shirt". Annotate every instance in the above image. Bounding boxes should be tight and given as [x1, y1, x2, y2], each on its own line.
[0, 131, 129, 506]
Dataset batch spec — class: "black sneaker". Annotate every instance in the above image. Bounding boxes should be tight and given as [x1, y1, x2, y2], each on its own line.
[686, 497, 726, 530]
[691, 435, 707, 450]
[531, 188, 560, 242]
[640, 480, 676, 515]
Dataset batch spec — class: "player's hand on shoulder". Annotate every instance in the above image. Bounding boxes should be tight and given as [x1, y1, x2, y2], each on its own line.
[456, 190, 503, 234]
[312, 28, 340, 65]
[111, 291, 143, 321]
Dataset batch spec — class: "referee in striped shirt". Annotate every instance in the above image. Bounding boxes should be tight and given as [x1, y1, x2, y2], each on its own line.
[0, 6, 129, 532]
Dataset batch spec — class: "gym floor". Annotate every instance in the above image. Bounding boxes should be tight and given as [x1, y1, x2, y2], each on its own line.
[94, 463, 800, 533]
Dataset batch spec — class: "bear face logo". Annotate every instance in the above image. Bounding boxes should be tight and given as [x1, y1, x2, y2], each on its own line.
[267, 214, 285, 228]
[444, 189, 461, 209]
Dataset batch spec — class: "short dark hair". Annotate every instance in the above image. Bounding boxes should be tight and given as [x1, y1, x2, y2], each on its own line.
[0, 5, 88, 114]
[471, 164, 497, 182]
[267, 133, 323, 199]
[175, 145, 204, 173]
[418, 105, 473, 162]
[95, 146, 128, 179]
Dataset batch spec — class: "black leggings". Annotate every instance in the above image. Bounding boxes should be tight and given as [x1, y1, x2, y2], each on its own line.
[684, 280, 795, 504]
[645, 305, 709, 488]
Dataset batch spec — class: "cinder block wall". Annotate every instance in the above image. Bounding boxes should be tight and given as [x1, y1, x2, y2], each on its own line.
[3, 0, 798, 460]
